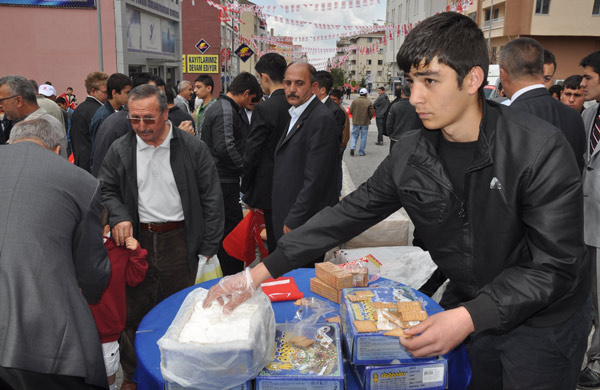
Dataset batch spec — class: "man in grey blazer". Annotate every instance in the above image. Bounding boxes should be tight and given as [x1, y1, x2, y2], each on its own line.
[578, 51, 600, 389]
[0, 119, 111, 389]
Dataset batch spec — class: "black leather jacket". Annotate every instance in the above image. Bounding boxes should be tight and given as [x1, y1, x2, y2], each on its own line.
[265, 101, 589, 334]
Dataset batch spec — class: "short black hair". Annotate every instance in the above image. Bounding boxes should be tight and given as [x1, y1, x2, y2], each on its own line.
[499, 37, 543, 79]
[378, 86, 385, 91]
[165, 85, 176, 104]
[563, 75, 583, 90]
[401, 82, 411, 97]
[107, 73, 132, 99]
[548, 84, 562, 98]
[255, 53, 287, 83]
[194, 74, 214, 94]
[543, 49, 557, 69]
[397, 12, 488, 94]
[315, 70, 334, 93]
[228, 72, 262, 97]
[131, 72, 159, 88]
[67, 87, 73, 91]
[55, 96, 67, 105]
[329, 89, 343, 99]
[580, 51, 600, 77]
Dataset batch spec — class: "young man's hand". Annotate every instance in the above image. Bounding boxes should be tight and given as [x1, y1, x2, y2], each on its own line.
[399, 306, 474, 357]
[125, 236, 139, 251]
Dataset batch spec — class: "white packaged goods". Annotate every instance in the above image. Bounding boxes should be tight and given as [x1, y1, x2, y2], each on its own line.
[344, 209, 412, 248]
[158, 288, 275, 390]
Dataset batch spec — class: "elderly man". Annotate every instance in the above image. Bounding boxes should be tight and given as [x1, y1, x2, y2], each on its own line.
[99, 84, 224, 389]
[175, 80, 193, 115]
[1, 118, 110, 389]
[0, 75, 67, 158]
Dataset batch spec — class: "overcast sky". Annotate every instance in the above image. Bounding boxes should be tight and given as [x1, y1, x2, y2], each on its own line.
[248, 0, 386, 64]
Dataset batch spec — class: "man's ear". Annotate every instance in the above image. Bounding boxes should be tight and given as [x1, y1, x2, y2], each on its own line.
[467, 66, 485, 95]
[53, 145, 61, 155]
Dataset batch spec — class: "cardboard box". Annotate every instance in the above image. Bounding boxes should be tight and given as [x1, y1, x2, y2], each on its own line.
[310, 277, 342, 303]
[166, 380, 251, 389]
[315, 262, 353, 289]
[353, 359, 448, 390]
[255, 323, 344, 390]
[340, 287, 438, 365]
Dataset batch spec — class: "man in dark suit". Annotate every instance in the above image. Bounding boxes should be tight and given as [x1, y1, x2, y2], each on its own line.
[499, 38, 586, 172]
[315, 70, 346, 143]
[242, 53, 290, 253]
[70, 71, 108, 172]
[0, 118, 110, 389]
[272, 62, 339, 254]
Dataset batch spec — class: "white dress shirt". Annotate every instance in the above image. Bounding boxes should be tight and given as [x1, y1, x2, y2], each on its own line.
[506, 84, 546, 106]
[136, 121, 184, 223]
[287, 94, 317, 136]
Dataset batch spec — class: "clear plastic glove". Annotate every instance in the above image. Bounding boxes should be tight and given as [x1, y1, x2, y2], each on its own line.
[202, 268, 256, 314]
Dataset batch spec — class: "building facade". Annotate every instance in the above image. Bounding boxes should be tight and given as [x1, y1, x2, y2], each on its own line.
[464, 0, 600, 80]
[383, 0, 448, 80]
[337, 32, 389, 91]
[238, 0, 267, 75]
[0, 0, 183, 99]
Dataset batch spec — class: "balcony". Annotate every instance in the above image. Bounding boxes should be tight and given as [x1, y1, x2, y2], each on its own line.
[481, 17, 504, 30]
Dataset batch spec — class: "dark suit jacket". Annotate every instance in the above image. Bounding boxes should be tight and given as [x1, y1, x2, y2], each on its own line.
[242, 89, 291, 210]
[271, 96, 339, 241]
[0, 142, 110, 388]
[91, 107, 131, 177]
[71, 96, 102, 172]
[510, 87, 586, 172]
[324, 97, 347, 143]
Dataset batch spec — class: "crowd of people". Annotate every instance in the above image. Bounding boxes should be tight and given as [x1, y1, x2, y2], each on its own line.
[1, 11, 600, 390]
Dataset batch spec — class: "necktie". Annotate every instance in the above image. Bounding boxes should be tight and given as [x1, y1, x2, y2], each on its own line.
[590, 107, 600, 155]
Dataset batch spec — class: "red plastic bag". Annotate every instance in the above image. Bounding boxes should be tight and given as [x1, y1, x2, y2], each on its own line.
[223, 209, 268, 266]
[261, 277, 304, 302]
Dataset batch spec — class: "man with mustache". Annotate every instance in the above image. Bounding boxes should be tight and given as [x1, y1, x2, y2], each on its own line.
[270, 62, 339, 265]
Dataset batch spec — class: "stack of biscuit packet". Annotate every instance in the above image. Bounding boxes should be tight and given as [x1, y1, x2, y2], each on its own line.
[346, 289, 428, 338]
[310, 261, 368, 303]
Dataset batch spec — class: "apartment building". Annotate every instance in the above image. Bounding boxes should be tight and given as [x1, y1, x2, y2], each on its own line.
[464, 0, 600, 80]
[238, 0, 268, 74]
[337, 32, 388, 90]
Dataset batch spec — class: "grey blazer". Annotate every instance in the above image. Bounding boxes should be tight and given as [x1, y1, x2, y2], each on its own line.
[0, 142, 110, 388]
[583, 102, 600, 246]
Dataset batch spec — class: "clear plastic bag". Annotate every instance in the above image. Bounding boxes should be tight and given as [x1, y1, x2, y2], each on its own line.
[157, 288, 275, 389]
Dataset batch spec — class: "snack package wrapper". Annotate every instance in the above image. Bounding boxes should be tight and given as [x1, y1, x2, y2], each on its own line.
[157, 288, 276, 389]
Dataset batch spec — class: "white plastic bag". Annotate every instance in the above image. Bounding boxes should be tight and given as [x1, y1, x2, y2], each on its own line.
[195, 255, 223, 284]
[157, 288, 275, 389]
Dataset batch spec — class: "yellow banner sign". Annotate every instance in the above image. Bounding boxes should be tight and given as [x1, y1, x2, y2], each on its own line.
[186, 55, 219, 74]
[182, 54, 186, 73]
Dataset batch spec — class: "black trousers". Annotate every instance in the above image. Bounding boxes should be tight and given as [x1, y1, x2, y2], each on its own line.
[218, 182, 244, 276]
[466, 295, 592, 390]
[375, 116, 385, 143]
[120, 226, 194, 382]
[0, 366, 107, 390]
[263, 208, 277, 254]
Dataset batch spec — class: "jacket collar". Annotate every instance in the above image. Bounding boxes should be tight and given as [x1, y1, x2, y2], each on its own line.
[277, 96, 321, 151]
[409, 100, 495, 176]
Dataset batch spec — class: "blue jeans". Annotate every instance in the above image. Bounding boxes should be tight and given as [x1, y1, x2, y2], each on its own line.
[350, 125, 369, 154]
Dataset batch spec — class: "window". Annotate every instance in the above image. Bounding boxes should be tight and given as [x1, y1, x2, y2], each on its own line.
[378, 60, 383, 65]
[367, 60, 372, 65]
[378, 49, 383, 55]
[377, 71, 383, 76]
[594, 0, 600, 15]
[351, 60, 357, 65]
[469, 12, 477, 21]
[368, 37, 373, 43]
[535, 0, 550, 14]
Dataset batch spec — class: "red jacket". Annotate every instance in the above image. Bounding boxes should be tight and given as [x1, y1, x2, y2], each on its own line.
[89, 237, 148, 343]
